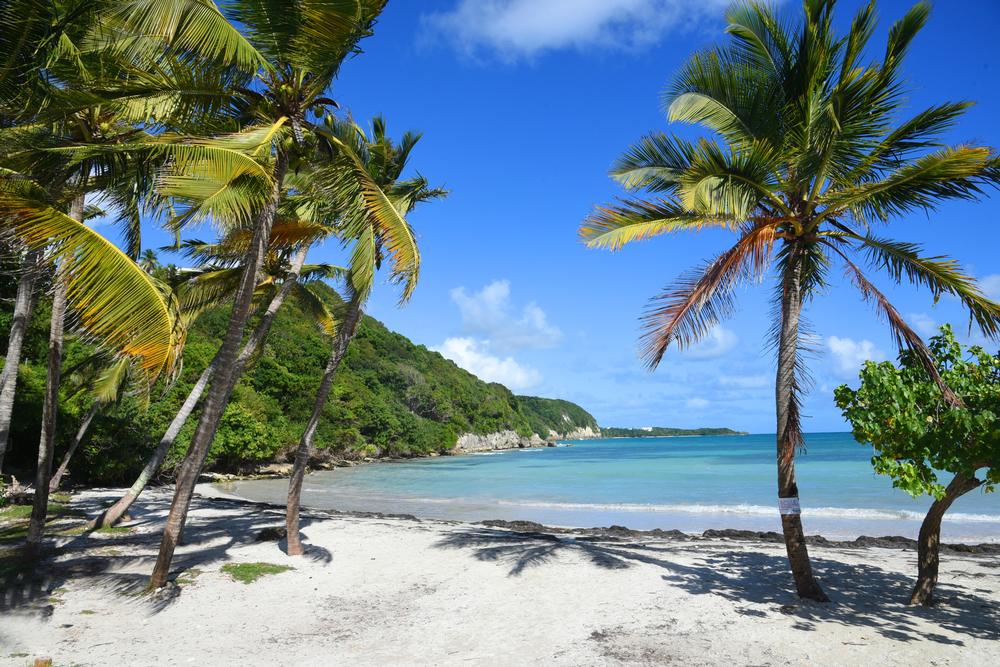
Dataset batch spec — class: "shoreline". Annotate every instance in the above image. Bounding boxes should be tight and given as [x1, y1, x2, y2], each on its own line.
[197, 483, 1000, 555]
[3, 486, 998, 665]
[194, 431, 754, 483]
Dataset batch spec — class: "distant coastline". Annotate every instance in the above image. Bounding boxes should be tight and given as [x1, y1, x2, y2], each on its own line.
[600, 427, 748, 438]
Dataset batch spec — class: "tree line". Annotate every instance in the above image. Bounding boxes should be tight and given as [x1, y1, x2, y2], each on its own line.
[0, 0, 438, 587]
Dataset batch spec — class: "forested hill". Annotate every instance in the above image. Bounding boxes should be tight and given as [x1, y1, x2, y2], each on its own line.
[2, 281, 599, 485]
[601, 427, 747, 438]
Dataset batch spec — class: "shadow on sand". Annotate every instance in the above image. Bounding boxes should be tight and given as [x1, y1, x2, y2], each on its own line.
[435, 527, 999, 645]
[0, 494, 329, 619]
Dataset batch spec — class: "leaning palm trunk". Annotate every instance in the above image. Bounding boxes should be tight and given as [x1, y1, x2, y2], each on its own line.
[775, 252, 827, 602]
[0, 249, 41, 473]
[910, 472, 982, 606]
[25, 197, 81, 555]
[95, 245, 309, 529]
[286, 293, 363, 556]
[48, 402, 99, 492]
[148, 153, 287, 590]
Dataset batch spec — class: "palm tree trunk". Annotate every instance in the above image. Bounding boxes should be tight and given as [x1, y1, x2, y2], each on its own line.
[95, 245, 309, 529]
[148, 151, 287, 590]
[25, 196, 82, 556]
[0, 249, 41, 473]
[48, 402, 99, 492]
[94, 361, 214, 528]
[909, 472, 981, 606]
[286, 293, 363, 556]
[775, 250, 828, 602]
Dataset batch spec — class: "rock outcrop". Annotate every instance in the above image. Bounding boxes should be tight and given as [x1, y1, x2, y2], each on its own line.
[453, 431, 543, 453]
[546, 425, 601, 441]
[453, 424, 602, 454]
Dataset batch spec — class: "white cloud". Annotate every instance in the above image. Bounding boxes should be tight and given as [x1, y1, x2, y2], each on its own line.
[450, 280, 562, 351]
[909, 312, 938, 338]
[981, 274, 1000, 300]
[433, 337, 542, 390]
[827, 336, 887, 376]
[719, 374, 770, 389]
[422, 0, 730, 60]
[685, 397, 710, 409]
[682, 326, 738, 360]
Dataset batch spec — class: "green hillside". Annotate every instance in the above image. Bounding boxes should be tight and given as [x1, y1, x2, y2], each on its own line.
[1, 281, 598, 485]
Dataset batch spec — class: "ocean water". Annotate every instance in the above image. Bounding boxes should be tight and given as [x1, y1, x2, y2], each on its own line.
[224, 432, 1000, 542]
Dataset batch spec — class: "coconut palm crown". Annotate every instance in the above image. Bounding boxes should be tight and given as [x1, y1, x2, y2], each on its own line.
[579, 0, 1000, 601]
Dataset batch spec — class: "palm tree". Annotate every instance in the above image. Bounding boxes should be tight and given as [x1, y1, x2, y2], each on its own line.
[92, 222, 339, 528]
[285, 116, 446, 556]
[139, 249, 160, 273]
[49, 356, 139, 492]
[579, 0, 1000, 601]
[0, 247, 40, 473]
[98, 0, 408, 588]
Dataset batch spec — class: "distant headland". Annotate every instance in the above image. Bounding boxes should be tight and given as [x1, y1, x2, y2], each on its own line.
[601, 427, 748, 438]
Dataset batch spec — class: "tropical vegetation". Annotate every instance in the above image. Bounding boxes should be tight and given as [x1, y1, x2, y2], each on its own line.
[835, 325, 998, 605]
[1, 279, 597, 486]
[580, 0, 1000, 600]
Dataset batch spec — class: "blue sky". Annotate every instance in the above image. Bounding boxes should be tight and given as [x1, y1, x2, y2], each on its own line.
[138, 0, 1000, 433]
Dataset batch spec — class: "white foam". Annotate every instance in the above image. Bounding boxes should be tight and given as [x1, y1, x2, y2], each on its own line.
[491, 499, 1000, 523]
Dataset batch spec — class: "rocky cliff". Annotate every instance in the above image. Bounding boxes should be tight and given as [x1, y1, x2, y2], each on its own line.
[452, 424, 602, 454]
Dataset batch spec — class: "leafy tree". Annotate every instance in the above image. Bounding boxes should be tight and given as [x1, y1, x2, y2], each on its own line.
[579, 0, 1000, 600]
[835, 326, 998, 605]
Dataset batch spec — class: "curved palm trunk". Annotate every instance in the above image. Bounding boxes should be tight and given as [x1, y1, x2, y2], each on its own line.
[775, 252, 828, 602]
[48, 403, 99, 492]
[95, 245, 309, 528]
[148, 152, 287, 590]
[25, 197, 81, 556]
[93, 362, 214, 528]
[909, 472, 981, 606]
[0, 249, 41, 473]
[286, 294, 363, 556]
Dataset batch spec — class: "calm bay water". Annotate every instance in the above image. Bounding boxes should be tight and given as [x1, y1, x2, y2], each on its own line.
[224, 432, 1000, 542]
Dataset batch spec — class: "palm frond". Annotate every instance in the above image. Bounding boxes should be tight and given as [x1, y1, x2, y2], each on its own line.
[580, 197, 734, 251]
[836, 232, 1000, 338]
[826, 242, 959, 406]
[2, 198, 179, 378]
[294, 282, 336, 336]
[315, 126, 420, 302]
[101, 0, 266, 72]
[609, 133, 696, 193]
[679, 138, 786, 218]
[822, 146, 996, 222]
[640, 223, 778, 368]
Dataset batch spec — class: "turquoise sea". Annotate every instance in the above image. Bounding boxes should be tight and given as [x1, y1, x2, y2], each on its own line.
[226, 432, 1000, 542]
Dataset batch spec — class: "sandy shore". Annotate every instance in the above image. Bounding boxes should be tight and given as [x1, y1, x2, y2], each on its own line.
[2, 487, 998, 666]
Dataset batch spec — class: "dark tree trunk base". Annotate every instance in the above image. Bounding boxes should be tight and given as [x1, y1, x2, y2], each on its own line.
[909, 473, 981, 606]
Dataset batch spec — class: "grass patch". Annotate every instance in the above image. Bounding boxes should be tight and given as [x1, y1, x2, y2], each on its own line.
[0, 501, 88, 545]
[175, 567, 203, 586]
[221, 562, 292, 584]
[0, 505, 34, 520]
[94, 525, 132, 535]
[79, 609, 97, 615]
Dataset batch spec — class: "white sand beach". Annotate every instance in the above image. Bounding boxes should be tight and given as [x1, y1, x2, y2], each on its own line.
[2, 487, 998, 666]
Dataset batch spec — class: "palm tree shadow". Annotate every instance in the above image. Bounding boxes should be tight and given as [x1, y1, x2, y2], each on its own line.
[1, 493, 329, 618]
[435, 527, 999, 644]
